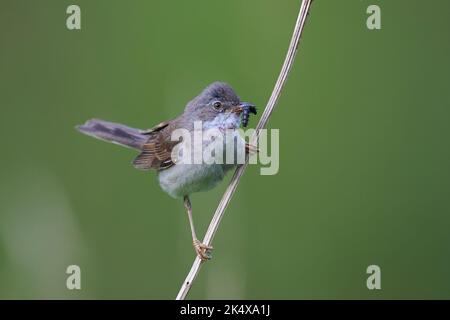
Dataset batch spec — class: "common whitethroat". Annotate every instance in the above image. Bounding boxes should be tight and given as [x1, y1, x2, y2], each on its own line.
[76, 82, 257, 260]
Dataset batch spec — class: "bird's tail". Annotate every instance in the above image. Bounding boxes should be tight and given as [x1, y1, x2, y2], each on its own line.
[76, 119, 147, 150]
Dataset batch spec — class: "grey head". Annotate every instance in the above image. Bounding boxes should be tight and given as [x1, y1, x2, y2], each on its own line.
[184, 82, 240, 120]
[181, 82, 256, 129]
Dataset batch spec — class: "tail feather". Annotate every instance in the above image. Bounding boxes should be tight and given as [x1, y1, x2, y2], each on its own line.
[76, 119, 147, 150]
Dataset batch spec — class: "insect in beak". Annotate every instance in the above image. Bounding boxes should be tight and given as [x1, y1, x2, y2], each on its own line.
[239, 102, 257, 127]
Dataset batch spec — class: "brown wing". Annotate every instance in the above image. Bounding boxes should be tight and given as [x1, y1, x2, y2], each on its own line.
[139, 121, 170, 135]
[133, 121, 179, 171]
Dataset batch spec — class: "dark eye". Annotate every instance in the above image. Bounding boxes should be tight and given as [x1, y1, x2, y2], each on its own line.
[212, 101, 222, 110]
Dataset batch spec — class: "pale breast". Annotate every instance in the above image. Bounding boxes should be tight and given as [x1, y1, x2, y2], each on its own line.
[157, 125, 246, 198]
[158, 163, 226, 198]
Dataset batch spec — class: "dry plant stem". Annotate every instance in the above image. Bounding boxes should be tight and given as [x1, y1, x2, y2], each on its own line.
[176, 0, 313, 300]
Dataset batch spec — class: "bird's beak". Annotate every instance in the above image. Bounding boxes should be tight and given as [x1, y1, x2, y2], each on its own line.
[240, 102, 257, 114]
[230, 105, 244, 114]
[231, 102, 257, 114]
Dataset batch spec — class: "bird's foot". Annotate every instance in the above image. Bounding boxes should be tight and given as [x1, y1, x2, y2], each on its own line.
[245, 143, 259, 154]
[193, 239, 213, 261]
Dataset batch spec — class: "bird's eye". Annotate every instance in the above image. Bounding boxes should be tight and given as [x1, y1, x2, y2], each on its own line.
[212, 101, 222, 110]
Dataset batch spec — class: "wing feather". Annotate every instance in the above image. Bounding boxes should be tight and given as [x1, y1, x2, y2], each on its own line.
[132, 121, 179, 171]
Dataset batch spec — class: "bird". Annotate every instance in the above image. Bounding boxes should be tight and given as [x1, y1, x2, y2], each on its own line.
[76, 82, 257, 261]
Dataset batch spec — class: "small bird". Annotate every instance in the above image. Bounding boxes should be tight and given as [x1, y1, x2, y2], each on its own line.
[76, 82, 257, 260]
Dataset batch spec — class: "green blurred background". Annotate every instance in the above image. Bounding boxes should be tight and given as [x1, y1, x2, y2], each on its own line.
[1, 0, 450, 299]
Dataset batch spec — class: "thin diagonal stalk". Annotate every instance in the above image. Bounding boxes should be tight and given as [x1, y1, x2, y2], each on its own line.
[176, 0, 314, 300]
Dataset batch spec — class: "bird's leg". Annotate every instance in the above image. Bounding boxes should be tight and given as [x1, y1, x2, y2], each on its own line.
[183, 196, 213, 261]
